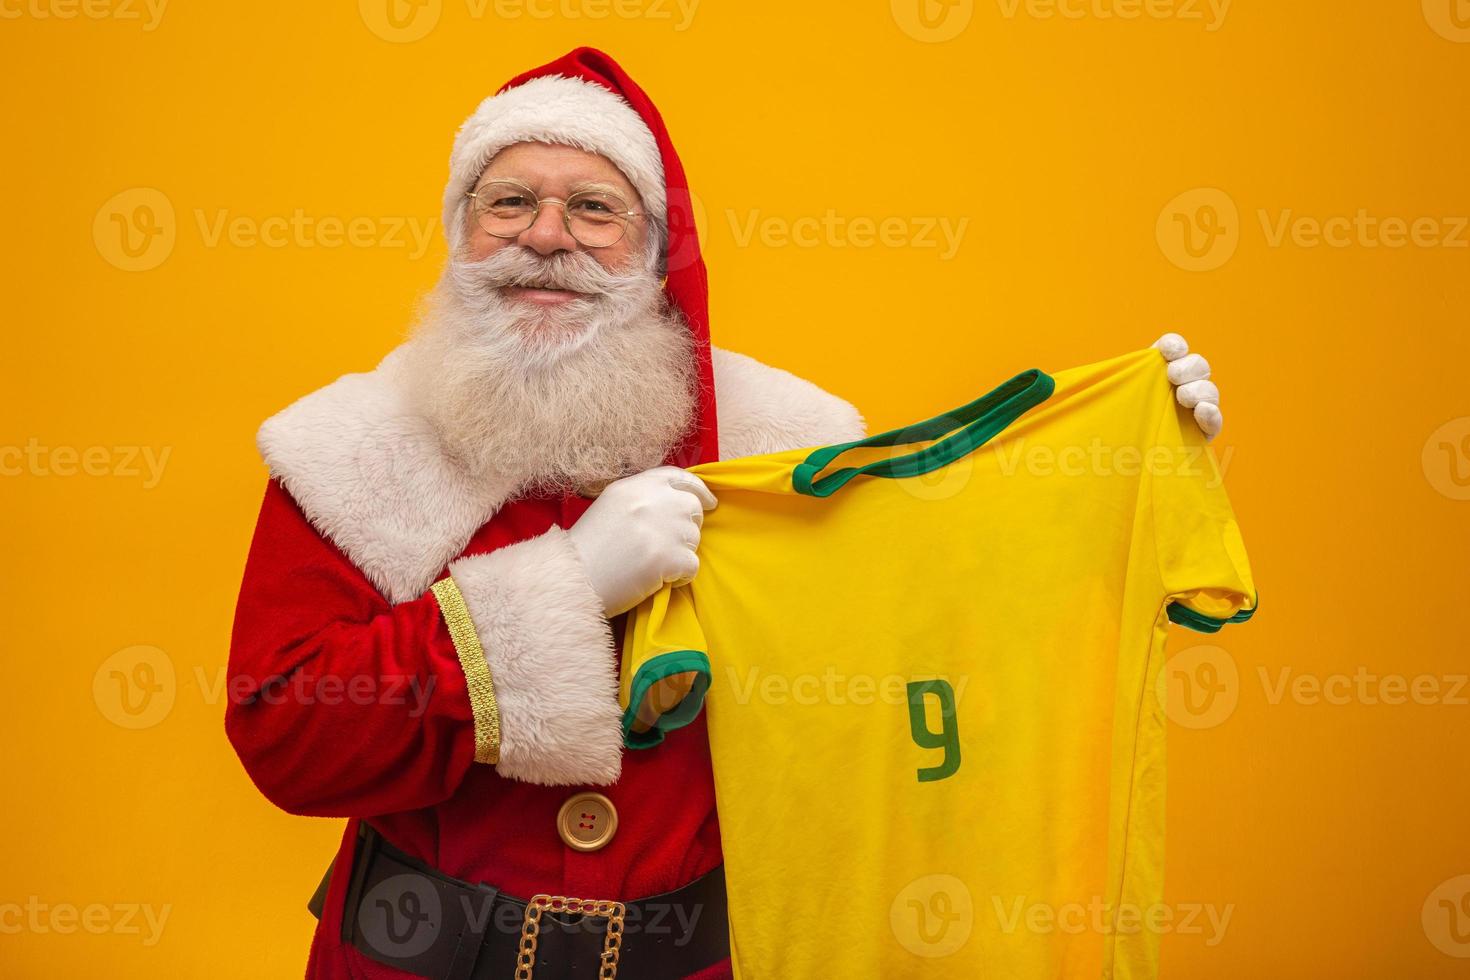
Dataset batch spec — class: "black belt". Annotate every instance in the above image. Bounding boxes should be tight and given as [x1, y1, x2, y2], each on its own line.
[308, 822, 729, 980]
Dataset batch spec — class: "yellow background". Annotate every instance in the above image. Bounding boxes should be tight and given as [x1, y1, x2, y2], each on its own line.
[3, 1, 1468, 976]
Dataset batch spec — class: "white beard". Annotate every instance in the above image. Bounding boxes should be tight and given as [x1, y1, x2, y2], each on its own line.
[401, 241, 699, 498]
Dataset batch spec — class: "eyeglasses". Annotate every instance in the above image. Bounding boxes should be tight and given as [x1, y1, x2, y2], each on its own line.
[465, 177, 645, 248]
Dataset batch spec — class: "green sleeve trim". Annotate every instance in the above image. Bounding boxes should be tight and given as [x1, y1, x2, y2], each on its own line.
[792, 368, 1054, 497]
[1167, 593, 1260, 633]
[621, 650, 712, 750]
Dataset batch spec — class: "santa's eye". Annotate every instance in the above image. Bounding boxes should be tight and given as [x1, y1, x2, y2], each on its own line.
[567, 194, 626, 222]
[488, 195, 533, 210]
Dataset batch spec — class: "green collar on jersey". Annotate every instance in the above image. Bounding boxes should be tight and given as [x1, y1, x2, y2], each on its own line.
[792, 368, 1055, 497]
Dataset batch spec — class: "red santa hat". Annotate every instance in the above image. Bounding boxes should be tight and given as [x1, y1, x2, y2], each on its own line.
[440, 47, 717, 469]
[441, 68, 665, 248]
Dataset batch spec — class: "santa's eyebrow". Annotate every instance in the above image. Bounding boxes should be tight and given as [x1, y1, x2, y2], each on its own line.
[567, 180, 630, 198]
[472, 174, 534, 191]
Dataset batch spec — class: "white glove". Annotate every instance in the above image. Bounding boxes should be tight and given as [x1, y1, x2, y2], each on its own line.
[1153, 333, 1223, 441]
[566, 465, 719, 618]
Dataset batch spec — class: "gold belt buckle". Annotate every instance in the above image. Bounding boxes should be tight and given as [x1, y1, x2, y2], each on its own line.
[515, 893, 626, 980]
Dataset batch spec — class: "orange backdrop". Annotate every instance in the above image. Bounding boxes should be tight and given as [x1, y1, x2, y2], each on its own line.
[3, 1, 1468, 976]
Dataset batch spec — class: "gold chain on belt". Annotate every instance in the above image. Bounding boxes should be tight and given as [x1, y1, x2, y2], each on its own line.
[515, 894, 626, 980]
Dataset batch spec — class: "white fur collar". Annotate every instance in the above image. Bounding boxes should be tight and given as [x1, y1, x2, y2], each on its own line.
[257, 344, 866, 604]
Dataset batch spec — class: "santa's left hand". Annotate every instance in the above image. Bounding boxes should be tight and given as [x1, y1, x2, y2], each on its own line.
[1153, 333, 1222, 441]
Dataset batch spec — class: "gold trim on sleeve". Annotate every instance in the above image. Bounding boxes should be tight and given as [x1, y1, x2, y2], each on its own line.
[431, 577, 502, 765]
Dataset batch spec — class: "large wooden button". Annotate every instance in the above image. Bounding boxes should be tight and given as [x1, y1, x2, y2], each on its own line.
[557, 792, 618, 852]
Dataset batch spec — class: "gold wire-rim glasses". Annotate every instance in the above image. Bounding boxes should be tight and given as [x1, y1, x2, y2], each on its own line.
[465, 177, 646, 248]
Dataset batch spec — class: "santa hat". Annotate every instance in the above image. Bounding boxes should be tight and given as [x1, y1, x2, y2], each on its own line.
[441, 47, 717, 468]
[441, 72, 666, 249]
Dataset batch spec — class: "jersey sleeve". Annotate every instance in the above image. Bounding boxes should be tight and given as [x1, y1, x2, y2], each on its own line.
[1149, 392, 1260, 633]
[619, 583, 711, 748]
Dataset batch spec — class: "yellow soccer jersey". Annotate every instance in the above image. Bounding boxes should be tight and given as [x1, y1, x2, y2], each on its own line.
[619, 346, 1258, 980]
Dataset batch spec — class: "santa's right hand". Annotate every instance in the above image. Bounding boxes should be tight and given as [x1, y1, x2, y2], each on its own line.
[565, 465, 718, 618]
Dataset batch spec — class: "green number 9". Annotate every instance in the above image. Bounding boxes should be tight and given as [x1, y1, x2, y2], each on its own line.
[907, 679, 961, 782]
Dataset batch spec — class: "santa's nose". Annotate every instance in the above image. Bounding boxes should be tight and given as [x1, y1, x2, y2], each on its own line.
[518, 201, 580, 256]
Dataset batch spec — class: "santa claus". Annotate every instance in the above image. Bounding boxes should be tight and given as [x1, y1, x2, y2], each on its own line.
[226, 47, 1224, 980]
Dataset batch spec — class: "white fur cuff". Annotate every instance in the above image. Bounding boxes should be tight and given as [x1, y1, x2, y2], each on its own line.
[447, 527, 623, 786]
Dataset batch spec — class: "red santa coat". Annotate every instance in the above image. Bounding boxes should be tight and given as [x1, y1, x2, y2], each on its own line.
[225, 46, 867, 980]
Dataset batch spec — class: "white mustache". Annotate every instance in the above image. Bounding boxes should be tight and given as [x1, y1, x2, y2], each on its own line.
[454, 245, 641, 297]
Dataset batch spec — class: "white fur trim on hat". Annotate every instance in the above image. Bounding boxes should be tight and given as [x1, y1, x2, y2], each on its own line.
[442, 74, 666, 246]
